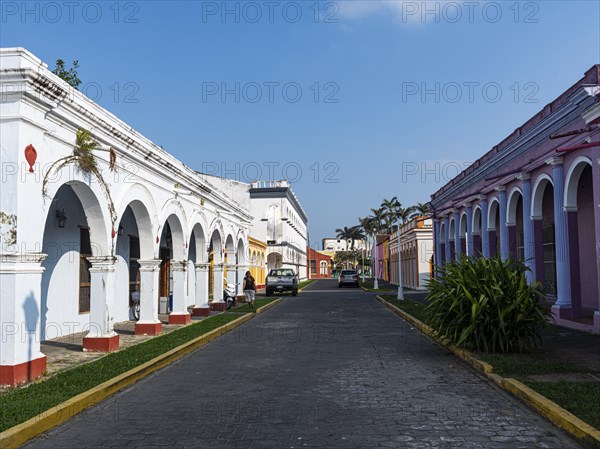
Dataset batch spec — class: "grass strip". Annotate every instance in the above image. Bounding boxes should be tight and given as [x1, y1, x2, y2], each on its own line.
[0, 314, 239, 432]
[522, 380, 600, 430]
[477, 353, 597, 377]
[380, 295, 429, 323]
[228, 298, 278, 313]
[298, 279, 316, 290]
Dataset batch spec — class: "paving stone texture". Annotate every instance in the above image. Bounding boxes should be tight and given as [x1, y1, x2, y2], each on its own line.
[23, 280, 583, 449]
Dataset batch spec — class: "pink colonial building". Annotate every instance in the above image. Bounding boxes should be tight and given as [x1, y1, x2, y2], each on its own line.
[430, 65, 600, 334]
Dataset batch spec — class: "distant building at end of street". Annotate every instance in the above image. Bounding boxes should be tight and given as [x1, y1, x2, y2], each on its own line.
[307, 247, 332, 279]
[322, 238, 366, 252]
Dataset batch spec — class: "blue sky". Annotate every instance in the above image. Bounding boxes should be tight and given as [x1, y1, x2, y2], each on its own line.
[2, 1, 599, 247]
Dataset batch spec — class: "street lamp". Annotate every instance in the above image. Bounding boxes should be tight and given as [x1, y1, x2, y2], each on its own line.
[372, 232, 378, 290]
[397, 224, 404, 300]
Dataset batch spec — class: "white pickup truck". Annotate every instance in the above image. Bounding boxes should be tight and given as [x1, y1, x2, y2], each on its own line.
[265, 269, 299, 297]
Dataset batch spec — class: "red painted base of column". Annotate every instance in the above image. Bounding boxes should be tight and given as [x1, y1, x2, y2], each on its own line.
[211, 302, 226, 312]
[551, 305, 572, 320]
[192, 307, 211, 317]
[0, 355, 47, 387]
[135, 322, 163, 336]
[168, 313, 192, 325]
[83, 334, 120, 352]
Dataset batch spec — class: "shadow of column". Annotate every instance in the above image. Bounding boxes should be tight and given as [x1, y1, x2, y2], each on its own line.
[23, 291, 40, 382]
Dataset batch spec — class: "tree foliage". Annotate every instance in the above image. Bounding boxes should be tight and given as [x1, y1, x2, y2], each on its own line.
[52, 59, 81, 89]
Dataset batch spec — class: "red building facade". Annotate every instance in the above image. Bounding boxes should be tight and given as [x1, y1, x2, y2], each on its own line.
[307, 247, 332, 279]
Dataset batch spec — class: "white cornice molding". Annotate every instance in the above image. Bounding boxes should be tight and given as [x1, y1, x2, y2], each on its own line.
[1, 51, 253, 221]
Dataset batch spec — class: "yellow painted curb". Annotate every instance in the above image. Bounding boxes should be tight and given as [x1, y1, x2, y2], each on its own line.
[0, 313, 255, 449]
[256, 298, 282, 314]
[501, 378, 600, 448]
[298, 280, 317, 292]
[376, 295, 600, 449]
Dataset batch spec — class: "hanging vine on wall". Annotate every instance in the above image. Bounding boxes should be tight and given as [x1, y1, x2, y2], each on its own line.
[73, 129, 97, 173]
[42, 128, 118, 253]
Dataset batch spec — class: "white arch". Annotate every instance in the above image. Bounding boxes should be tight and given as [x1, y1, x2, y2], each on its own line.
[487, 197, 500, 231]
[115, 184, 158, 259]
[237, 238, 247, 265]
[208, 217, 225, 244]
[160, 214, 186, 260]
[472, 206, 482, 235]
[188, 210, 209, 263]
[448, 217, 456, 241]
[115, 183, 158, 230]
[189, 223, 208, 263]
[507, 187, 523, 226]
[564, 156, 593, 209]
[439, 221, 446, 244]
[42, 174, 112, 257]
[188, 210, 209, 239]
[531, 174, 554, 219]
[459, 211, 468, 237]
[209, 228, 223, 263]
[158, 199, 188, 242]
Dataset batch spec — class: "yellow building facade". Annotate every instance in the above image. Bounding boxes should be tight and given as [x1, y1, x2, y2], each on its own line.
[249, 236, 267, 288]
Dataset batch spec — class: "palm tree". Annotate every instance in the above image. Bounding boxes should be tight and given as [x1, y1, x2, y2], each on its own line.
[335, 226, 364, 251]
[380, 197, 400, 234]
[369, 207, 386, 233]
[411, 202, 431, 218]
[396, 206, 415, 225]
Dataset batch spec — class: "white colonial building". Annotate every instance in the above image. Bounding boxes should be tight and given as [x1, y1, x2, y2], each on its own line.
[0, 48, 253, 386]
[249, 181, 308, 279]
[322, 238, 366, 252]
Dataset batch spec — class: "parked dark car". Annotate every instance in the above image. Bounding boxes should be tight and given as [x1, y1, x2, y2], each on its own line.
[265, 269, 298, 296]
[338, 269, 359, 287]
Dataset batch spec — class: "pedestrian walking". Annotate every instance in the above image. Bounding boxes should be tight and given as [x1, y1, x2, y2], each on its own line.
[243, 271, 256, 309]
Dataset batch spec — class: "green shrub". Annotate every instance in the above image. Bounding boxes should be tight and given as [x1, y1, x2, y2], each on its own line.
[426, 256, 549, 353]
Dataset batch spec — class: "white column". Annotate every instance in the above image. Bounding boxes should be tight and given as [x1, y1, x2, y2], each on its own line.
[549, 157, 572, 317]
[444, 216, 451, 262]
[480, 198, 490, 258]
[83, 256, 119, 352]
[194, 264, 209, 308]
[453, 210, 460, 259]
[519, 174, 536, 283]
[169, 260, 191, 325]
[434, 219, 442, 269]
[0, 253, 47, 386]
[226, 263, 236, 293]
[135, 259, 162, 335]
[213, 264, 224, 303]
[498, 187, 509, 260]
[237, 264, 247, 296]
[397, 226, 404, 300]
[465, 205, 474, 257]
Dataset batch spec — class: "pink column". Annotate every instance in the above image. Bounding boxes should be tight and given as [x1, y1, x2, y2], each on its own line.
[593, 158, 600, 332]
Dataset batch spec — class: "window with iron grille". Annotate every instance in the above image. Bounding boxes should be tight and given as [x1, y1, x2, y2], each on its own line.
[79, 227, 92, 314]
[129, 236, 140, 306]
[516, 230, 525, 262]
[542, 223, 556, 296]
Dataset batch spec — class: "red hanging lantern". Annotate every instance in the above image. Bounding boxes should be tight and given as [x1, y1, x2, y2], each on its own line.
[111, 228, 117, 239]
[156, 236, 159, 244]
[24, 144, 37, 173]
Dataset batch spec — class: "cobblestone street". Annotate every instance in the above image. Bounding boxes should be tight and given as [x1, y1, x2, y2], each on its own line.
[24, 280, 583, 449]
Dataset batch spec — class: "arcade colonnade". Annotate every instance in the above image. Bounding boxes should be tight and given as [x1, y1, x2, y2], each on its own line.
[0, 48, 252, 386]
[431, 66, 600, 334]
